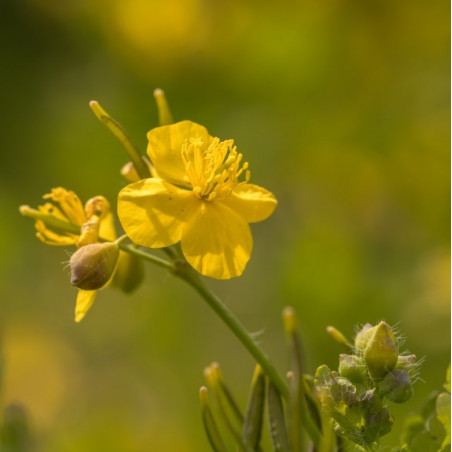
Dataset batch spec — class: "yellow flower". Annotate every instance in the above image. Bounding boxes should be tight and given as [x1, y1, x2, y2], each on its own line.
[118, 120, 277, 279]
[24, 188, 116, 322]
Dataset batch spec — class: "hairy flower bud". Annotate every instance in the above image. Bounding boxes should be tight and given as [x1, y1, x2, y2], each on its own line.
[396, 354, 416, 370]
[70, 242, 119, 290]
[339, 354, 367, 384]
[354, 323, 374, 353]
[363, 322, 398, 379]
[380, 369, 414, 403]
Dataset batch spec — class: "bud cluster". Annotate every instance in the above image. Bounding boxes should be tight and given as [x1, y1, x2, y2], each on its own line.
[314, 321, 417, 448]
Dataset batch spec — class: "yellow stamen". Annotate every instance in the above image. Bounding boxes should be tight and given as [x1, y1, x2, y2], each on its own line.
[181, 136, 250, 201]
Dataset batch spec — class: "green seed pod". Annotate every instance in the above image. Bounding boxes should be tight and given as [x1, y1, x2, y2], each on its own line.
[338, 354, 367, 384]
[242, 365, 266, 450]
[70, 242, 119, 290]
[380, 369, 414, 403]
[363, 322, 398, 379]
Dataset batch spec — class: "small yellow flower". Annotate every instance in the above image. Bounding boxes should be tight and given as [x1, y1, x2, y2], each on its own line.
[118, 120, 277, 279]
[22, 188, 116, 322]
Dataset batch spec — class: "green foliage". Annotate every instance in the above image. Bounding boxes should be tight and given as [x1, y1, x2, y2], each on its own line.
[199, 315, 448, 452]
[399, 366, 451, 452]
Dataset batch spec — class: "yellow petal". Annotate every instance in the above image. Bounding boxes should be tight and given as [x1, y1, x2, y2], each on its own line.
[118, 178, 196, 248]
[147, 120, 213, 187]
[181, 202, 252, 279]
[99, 212, 117, 242]
[43, 188, 86, 226]
[222, 184, 278, 223]
[75, 289, 97, 322]
[35, 220, 79, 246]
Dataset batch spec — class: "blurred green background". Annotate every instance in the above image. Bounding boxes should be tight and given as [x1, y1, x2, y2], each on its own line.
[1, 0, 450, 450]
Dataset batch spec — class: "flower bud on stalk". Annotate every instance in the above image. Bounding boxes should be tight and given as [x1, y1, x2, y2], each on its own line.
[363, 322, 398, 379]
[70, 242, 119, 290]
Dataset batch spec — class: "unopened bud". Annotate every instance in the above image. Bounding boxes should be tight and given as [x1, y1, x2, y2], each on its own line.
[363, 322, 398, 379]
[70, 242, 119, 290]
[354, 323, 374, 352]
[380, 369, 413, 403]
[338, 354, 367, 384]
[396, 354, 416, 370]
[112, 252, 144, 293]
[327, 326, 352, 349]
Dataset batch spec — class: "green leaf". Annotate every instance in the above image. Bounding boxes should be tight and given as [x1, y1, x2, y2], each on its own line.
[436, 392, 451, 450]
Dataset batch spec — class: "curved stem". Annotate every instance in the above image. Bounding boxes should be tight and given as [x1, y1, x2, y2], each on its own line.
[175, 262, 289, 401]
[20, 208, 288, 401]
[118, 243, 175, 271]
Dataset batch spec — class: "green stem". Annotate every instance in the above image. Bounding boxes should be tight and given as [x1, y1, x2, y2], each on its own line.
[20, 208, 288, 402]
[118, 243, 174, 272]
[90, 101, 151, 180]
[175, 262, 289, 401]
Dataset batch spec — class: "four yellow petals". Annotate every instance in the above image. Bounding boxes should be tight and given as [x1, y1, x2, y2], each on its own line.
[118, 120, 277, 279]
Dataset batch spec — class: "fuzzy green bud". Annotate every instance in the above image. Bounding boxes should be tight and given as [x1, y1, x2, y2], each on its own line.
[396, 354, 416, 371]
[380, 369, 414, 403]
[354, 323, 374, 353]
[338, 354, 367, 384]
[70, 242, 119, 290]
[363, 322, 398, 379]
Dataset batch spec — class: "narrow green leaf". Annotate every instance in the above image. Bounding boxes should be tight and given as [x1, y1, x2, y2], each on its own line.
[242, 365, 266, 451]
[267, 380, 290, 452]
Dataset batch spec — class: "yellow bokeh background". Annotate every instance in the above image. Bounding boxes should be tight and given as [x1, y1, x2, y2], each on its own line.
[1, 0, 449, 450]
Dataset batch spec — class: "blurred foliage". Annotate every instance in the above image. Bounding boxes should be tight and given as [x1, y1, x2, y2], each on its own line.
[1, 0, 449, 450]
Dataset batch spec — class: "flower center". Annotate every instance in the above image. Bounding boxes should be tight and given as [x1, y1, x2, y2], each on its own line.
[181, 137, 250, 201]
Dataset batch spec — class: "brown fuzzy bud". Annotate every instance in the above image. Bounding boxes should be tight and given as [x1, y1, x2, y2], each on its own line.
[70, 242, 119, 290]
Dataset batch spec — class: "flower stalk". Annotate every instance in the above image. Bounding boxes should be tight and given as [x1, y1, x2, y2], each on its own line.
[90, 101, 151, 180]
[19, 206, 288, 400]
[174, 261, 290, 401]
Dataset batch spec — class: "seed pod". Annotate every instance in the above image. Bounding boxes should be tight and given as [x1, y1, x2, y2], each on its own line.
[70, 242, 119, 290]
[381, 369, 414, 403]
[242, 365, 266, 450]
